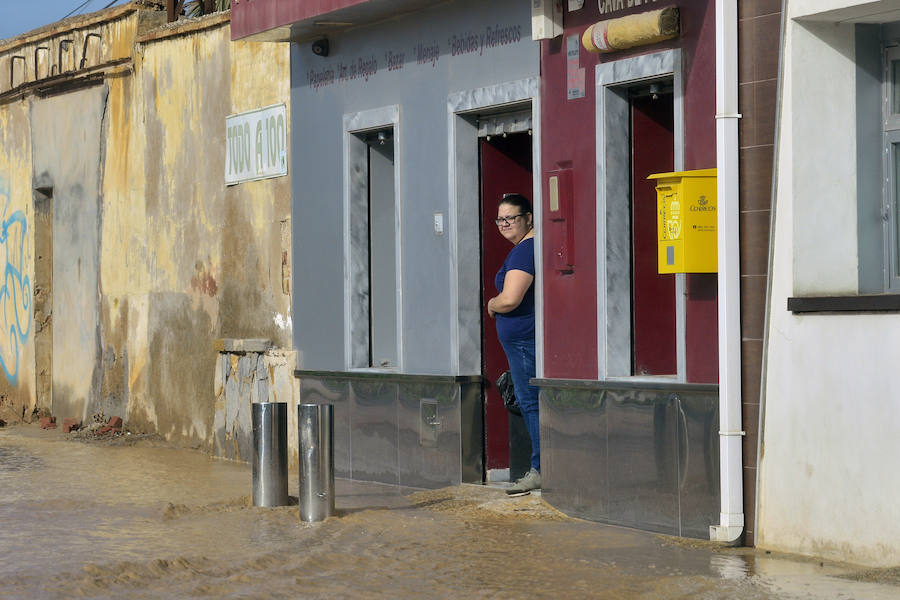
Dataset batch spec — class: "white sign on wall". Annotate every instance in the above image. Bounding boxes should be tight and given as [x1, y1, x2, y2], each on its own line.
[225, 103, 288, 185]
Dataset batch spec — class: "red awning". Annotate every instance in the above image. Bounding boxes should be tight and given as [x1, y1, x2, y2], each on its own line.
[231, 0, 447, 42]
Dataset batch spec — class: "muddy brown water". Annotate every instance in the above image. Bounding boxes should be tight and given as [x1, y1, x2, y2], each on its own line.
[1, 426, 897, 599]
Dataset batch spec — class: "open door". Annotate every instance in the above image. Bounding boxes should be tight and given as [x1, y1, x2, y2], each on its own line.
[480, 130, 533, 481]
[631, 88, 676, 375]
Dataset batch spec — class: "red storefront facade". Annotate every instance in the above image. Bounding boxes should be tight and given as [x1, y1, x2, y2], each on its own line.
[539, 2, 719, 382]
[532, 1, 727, 540]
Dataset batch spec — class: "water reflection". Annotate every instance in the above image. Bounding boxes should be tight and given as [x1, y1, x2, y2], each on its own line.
[711, 553, 753, 579]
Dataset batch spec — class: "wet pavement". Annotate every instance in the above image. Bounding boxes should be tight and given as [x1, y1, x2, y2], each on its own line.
[1, 425, 898, 599]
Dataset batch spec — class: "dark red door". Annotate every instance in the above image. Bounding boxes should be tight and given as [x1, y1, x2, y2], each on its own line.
[631, 93, 676, 375]
[480, 133, 533, 473]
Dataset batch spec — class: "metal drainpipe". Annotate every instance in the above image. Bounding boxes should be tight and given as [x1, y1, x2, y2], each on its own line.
[711, 0, 745, 544]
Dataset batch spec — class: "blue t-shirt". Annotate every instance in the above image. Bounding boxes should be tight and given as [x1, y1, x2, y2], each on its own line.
[494, 237, 535, 342]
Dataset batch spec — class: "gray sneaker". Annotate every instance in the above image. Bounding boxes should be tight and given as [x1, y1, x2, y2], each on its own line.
[506, 468, 541, 496]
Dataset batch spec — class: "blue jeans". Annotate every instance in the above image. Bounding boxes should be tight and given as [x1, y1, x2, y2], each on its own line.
[499, 337, 540, 472]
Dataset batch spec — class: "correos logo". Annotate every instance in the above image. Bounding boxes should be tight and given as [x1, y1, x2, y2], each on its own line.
[690, 195, 716, 212]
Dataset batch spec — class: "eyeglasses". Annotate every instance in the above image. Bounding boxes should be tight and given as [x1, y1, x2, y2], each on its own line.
[494, 214, 524, 226]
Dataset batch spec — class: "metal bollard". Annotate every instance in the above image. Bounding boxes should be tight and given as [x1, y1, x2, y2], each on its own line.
[298, 403, 334, 522]
[251, 402, 289, 507]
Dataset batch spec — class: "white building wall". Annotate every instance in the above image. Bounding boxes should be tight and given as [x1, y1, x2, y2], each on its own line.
[790, 21, 858, 295]
[759, 0, 900, 567]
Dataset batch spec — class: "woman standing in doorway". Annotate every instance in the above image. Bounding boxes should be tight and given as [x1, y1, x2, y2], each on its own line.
[487, 193, 540, 496]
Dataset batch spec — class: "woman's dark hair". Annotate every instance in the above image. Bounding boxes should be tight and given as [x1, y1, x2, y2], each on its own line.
[500, 193, 532, 214]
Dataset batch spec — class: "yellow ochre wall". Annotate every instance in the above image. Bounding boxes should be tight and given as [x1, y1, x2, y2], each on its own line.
[0, 6, 292, 452]
[0, 100, 36, 423]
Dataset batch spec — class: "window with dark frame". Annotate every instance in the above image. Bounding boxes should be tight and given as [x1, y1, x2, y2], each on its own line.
[884, 44, 900, 292]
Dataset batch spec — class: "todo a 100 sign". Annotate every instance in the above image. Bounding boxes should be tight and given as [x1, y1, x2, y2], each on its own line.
[225, 104, 288, 185]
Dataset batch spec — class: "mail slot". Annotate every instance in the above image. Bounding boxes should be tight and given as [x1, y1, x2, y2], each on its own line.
[646, 168, 717, 274]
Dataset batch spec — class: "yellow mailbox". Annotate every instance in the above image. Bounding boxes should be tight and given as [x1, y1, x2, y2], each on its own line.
[647, 168, 717, 274]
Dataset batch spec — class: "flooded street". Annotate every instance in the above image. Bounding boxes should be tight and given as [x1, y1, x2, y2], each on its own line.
[1, 426, 897, 599]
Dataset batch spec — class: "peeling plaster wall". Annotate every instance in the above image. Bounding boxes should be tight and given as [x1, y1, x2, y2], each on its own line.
[0, 3, 162, 427]
[101, 61, 150, 425]
[212, 348, 299, 465]
[0, 4, 165, 96]
[108, 22, 292, 448]
[31, 85, 107, 423]
[0, 99, 37, 424]
[0, 10, 292, 451]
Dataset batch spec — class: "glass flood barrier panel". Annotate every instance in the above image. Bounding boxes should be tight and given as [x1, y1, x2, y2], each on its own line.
[539, 382, 719, 539]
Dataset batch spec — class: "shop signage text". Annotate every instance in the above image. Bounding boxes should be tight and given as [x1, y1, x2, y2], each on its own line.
[598, 0, 659, 15]
[225, 104, 288, 185]
[306, 23, 524, 92]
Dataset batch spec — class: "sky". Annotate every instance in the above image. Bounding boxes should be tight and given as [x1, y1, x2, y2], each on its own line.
[0, 0, 131, 41]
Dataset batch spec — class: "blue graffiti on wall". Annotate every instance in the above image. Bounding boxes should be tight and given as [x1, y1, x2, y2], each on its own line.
[0, 179, 31, 386]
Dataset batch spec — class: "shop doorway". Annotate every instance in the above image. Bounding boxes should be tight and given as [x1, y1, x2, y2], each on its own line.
[596, 49, 683, 381]
[630, 84, 676, 375]
[364, 128, 398, 369]
[479, 125, 533, 481]
[344, 116, 401, 371]
[448, 81, 539, 484]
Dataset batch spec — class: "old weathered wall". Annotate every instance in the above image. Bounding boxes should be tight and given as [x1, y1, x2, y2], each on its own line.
[213, 345, 299, 464]
[0, 3, 165, 427]
[102, 19, 292, 448]
[31, 85, 108, 423]
[0, 8, 293, 450]
[0, 99, 36, 424]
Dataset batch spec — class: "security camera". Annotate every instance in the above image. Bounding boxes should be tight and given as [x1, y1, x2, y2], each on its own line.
[311, 39, 329, 57]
